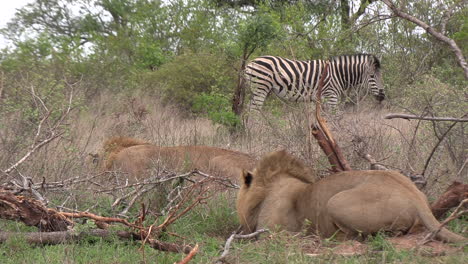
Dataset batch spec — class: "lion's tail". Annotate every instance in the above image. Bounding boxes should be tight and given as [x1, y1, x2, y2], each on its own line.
[416, 200, 466, 243]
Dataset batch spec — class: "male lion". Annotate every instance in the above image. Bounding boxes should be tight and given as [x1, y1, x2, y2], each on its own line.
[236, 150, 466, 243]
[93, 137, 257, 183]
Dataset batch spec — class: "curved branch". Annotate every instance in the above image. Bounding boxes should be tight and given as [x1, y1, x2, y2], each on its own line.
[422, 121, 458, 176]
[381, 0, 468, 79]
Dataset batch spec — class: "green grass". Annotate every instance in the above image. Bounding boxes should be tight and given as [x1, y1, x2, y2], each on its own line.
[0, 193, 466, 264]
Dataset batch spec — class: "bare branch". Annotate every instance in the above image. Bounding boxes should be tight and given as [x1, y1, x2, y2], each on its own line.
[380, 0, 468, 79]
[422, 121, 458, 176]
[385, 113, 468, 122]
[4, 132, 62, 174]
[3, 84, 75, 175]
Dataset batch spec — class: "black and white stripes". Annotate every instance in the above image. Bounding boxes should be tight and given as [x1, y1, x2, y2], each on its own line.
[244, 54, 385, 111]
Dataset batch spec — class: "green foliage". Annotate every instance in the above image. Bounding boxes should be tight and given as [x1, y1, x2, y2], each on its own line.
[236, 8, 281, 58]
[144, 52, 235, 109]
[192, 92, 240, 127]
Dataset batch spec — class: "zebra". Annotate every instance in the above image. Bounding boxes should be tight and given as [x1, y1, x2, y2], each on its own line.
[244, 54, 385, 112]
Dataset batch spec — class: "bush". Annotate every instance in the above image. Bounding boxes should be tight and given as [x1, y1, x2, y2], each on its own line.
[141, 52, 236, 110]
[192, 92, 240, 128]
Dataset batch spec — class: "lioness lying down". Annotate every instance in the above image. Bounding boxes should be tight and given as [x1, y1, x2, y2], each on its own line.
[236, 150, 466, 243]
[93, 137, 257, 183]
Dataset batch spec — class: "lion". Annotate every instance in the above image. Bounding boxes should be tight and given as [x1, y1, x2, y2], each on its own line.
[92, 137, 257, 183]
[236, 150, 466, 243]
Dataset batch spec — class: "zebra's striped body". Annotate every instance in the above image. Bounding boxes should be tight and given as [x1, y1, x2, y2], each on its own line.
[244, 54, 385, 111]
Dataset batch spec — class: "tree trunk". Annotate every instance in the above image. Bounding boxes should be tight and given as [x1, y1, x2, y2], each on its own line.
[232, 58, 247, 116]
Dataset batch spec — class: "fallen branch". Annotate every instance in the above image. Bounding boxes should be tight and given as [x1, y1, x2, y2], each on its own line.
[384, 113, 468, 122]
[0, 189, 73, 231]
[0, 229, 193, 253]
[0, 183, 210, 254]
[60, 211, 141, 230]
[216, 229, 269, 263]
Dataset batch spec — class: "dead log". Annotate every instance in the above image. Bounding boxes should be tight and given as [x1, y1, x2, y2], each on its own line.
[431, 181, 468, 220]
[310, 61, 352, 172]
[0, 229, 193, 253]
[0, 189, 73, 232]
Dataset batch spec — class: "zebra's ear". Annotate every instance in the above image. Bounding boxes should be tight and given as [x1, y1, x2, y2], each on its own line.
[241, 170, 253, 188]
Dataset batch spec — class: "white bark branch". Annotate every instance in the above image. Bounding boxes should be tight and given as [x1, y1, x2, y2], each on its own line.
[384, 113, 468, 122]
[216, 229, 270, 263]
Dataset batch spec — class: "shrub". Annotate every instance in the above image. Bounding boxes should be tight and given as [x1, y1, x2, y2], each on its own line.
[192, 92, 240, 128]
[141, 52, 236, 110]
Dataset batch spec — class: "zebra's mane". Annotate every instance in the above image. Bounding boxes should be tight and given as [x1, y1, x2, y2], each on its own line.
[329, 54, 381, 69]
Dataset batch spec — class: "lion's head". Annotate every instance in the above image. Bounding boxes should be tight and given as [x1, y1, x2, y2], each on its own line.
[88, 137, 149, 171]
[236, 150, 315, 233]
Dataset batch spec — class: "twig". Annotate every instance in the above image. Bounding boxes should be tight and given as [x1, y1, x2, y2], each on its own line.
[118, 184, 159, 216]
[18, 170, 49, 205]
[158, 187, 212, 230]
[60, 211, 142, 230]
[216, 229, 269, 263]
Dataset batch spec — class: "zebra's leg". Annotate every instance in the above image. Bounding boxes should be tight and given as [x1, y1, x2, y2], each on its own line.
[243, 88, 271, 131]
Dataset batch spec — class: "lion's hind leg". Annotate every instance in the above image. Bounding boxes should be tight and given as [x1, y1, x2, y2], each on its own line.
[326, 186, 415, 239]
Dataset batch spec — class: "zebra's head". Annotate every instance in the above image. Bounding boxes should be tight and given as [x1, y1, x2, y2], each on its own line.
[367, 55, 385, 102]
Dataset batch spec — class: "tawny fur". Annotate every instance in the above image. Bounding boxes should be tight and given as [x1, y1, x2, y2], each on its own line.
[236, 150, 466, 243]
[95, 137, 257, 183]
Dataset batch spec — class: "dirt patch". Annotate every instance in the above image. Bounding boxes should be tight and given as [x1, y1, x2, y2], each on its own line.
[305, 232, 464, 257]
